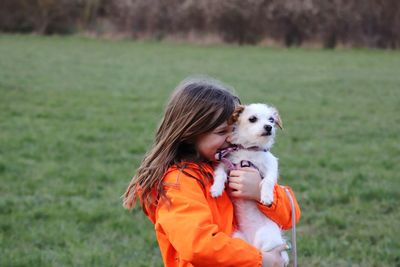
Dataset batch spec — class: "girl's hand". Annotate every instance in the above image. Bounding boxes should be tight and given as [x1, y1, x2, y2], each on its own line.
[228, 167, 262, 201]
[261, 244, 287, 267]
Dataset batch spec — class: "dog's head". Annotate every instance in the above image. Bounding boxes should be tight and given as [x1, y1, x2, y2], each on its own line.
[229, 103, 282, 149]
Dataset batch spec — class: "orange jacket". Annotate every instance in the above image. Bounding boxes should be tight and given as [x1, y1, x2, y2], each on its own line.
[145, 162, 300, 267]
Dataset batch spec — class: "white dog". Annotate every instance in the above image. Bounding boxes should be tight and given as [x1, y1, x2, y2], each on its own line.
[210, 103, 289, 265]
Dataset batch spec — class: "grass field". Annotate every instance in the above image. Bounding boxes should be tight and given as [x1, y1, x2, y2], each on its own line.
[0, 34, 399, 267]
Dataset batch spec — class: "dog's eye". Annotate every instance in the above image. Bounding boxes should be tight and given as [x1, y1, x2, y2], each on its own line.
[269, 117, 275, 123]
[249, 116, 257, 123]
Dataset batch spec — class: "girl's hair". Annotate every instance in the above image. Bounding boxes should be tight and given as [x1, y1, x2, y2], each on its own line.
[123, 76, 240, 212]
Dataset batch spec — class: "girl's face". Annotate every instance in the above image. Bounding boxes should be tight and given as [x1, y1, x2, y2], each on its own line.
[195, 121, 233, 161]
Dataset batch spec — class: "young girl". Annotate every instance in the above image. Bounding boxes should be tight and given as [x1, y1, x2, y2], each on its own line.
[123, 77, 300, 267]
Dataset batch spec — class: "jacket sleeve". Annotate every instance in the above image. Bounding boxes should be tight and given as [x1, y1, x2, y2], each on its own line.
[155, 171, 262, 267]
[257, 184, 301, 230]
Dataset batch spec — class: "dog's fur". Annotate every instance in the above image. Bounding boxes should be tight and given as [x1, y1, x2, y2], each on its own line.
[211, 103, 288, 265]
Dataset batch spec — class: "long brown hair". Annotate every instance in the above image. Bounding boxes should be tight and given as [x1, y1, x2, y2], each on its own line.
[123, 76, 239, 213]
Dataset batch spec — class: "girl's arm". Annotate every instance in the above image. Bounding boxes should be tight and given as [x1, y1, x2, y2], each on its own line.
[155, 169, 263, 266]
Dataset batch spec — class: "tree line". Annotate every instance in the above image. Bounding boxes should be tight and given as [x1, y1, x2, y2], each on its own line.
[1, 0, 399, 48]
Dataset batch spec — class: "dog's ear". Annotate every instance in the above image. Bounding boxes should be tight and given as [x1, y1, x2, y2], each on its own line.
[228, 105, 245, 124]
[272, 108, 283, 130]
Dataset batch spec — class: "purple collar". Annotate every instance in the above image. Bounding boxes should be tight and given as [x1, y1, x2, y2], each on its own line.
[215, 144, 268, 161]
[215, 145, 268, 173]
[237, 144, 269, 153]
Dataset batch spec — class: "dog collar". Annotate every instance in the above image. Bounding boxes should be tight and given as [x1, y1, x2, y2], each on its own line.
[215, 146, 239, 161]
[215, 145, 268, 161]
[236, 144, 269, 153]
[215, 145, 269, 176]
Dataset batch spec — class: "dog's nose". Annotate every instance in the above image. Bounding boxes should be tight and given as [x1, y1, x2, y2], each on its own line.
[264, 125, 272, 131]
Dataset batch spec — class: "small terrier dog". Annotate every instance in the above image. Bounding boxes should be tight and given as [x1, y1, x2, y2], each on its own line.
[211, 103, 289, 265]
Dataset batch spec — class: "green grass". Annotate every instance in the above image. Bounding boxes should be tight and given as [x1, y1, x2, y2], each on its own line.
[1, 34, 399, 267]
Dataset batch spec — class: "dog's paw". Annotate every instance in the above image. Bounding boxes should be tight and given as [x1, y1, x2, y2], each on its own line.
[210, 183, 224, 198]
[260, 189, 274, 205]
[260, 180, 275, 205]
[260, 195, 273, 205]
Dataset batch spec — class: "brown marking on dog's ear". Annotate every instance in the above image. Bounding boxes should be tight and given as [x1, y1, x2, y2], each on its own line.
[228, 105, 245, 124]
[273, 108, 283, 130]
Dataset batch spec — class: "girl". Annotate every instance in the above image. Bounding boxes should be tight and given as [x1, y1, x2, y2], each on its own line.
[123, 77, 300, 267]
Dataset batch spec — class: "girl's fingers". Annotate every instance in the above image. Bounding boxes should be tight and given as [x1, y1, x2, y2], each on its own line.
[228, 167, 263, 201]
[237, 167, 259, 172]
[230, 167, 258, 177]
[229, 170, 242, 177]
[228, 180, 241, 190]
[228, 175, 240, 183]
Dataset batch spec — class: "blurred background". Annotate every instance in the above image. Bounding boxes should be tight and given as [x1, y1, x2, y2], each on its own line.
[1, 1, 399, 267]
[1, 0, 400, 48]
